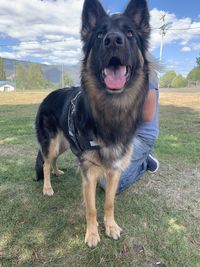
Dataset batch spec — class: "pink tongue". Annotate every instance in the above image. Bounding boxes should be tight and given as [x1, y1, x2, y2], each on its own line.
[104, 66, 126, 90]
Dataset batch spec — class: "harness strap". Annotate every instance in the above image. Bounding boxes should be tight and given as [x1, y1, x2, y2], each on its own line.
[67, 90, 99, 156]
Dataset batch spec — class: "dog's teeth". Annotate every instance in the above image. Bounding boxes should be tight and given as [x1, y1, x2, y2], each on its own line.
[123, 66, 126, 75]
[104, 68, 108, 76]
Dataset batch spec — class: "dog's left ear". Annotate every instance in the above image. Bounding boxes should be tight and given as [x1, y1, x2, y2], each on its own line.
[124, 0, 150, 38]
[81, 0, 107, 43]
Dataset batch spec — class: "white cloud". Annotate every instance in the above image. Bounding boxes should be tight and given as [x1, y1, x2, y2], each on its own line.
[0, 2, 199, 65]
[0, 0, 84, 64]
[150, 8, 200, 53]
[180, 42, 200, 53]
[181, 46, 191, 52]
[192, 43, 200, 50]
[180, 40, 188, 46]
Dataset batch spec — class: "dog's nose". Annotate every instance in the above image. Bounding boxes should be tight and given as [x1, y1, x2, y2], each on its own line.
[104, 32, 124, 48]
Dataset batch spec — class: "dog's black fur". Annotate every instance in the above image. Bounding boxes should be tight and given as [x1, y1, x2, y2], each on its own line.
[35, 0, 151, 247]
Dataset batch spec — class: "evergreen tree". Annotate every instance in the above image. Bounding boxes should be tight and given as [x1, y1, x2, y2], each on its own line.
[0, 57, 6, 80]
[16, 64, 27, 90]
[26, 62, 52, 90]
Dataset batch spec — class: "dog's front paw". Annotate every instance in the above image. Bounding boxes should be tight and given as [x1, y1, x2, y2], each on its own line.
[43, 187, 54, 196]
[85, 228, 100, 247]
[105, 220, 122, 240]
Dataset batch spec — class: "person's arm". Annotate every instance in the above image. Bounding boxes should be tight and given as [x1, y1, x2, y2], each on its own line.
[143, 89, 156, 122]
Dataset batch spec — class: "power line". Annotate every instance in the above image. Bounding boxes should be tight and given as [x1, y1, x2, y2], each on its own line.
[153, 26, 200, 31]
[0, 27, 199, 48]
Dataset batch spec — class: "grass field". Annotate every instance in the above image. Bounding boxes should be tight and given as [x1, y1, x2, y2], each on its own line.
[0, 90, 200, 266]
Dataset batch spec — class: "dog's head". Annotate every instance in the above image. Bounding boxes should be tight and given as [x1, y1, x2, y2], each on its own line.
[81, 0, 150, 94]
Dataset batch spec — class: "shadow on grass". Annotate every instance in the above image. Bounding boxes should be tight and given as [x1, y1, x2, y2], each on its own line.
[0, 103, 200, 266]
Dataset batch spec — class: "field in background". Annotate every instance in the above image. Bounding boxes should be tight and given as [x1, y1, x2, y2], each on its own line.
[0, 90, 200, 266]
[0, 91, 50, 105]
[160, 91, 200, 111]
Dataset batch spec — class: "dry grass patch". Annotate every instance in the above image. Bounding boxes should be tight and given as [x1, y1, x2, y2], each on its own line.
[0, 91, 50, 105]
[160, 92, 200, 112]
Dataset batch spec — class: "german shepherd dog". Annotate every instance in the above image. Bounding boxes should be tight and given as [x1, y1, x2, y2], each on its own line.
[35, 0, 151, 247]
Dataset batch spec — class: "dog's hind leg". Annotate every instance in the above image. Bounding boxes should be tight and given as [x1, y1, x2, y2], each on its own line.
[52, 158, 64, 177]
[104, 170, 122, 240]
[51, 132, 69, 177]
[43, 136, 60, 196]
[43, 159, 54, 196]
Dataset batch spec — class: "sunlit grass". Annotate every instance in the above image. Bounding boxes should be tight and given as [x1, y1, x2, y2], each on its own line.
[0, 91, 200, 266]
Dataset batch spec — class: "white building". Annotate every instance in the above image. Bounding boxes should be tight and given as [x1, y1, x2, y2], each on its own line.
[0, 81, 16, 92]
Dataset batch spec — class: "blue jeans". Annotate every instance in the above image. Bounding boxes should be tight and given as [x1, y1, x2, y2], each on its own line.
[99, 136, 155, 193]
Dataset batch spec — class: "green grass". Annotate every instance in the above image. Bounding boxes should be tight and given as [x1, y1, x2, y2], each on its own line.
[0, 93, 200, 266]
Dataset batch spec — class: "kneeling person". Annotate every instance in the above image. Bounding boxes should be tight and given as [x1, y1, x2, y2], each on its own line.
[100, 73, 159, 193]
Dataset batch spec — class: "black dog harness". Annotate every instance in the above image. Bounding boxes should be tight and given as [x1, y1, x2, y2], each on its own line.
[67, 90, 99, 157]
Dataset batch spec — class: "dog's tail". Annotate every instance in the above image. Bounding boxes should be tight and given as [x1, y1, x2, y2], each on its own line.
[34, 150, 44, 181]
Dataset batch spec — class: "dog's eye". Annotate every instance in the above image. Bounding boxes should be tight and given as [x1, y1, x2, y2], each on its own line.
[126, 31, 133, 38]
[97, 32, 104, 39]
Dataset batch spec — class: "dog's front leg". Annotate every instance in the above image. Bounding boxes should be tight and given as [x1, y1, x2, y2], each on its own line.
[82, 164, 101, 247]
[104, 170, 122, 240]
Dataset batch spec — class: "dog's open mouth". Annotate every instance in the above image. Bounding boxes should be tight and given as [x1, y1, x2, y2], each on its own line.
[102, 57, 130, 91]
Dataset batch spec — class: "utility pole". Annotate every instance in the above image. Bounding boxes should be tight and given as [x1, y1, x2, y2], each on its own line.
[61, 64, 64, 87]
[159, 14, 167, 62]
[14, 60, 16, 91]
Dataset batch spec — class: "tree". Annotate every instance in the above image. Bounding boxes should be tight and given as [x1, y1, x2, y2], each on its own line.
[26, 62, 52, 90]
[187, 67, 200, 82]
[16, 64, 27, 90]
[57, 71, 73, 88]
[0, 57, 6, 80]
[196, 57, 200, 68]
[171, 74, 187, 88]
[159, 71, 177, 88]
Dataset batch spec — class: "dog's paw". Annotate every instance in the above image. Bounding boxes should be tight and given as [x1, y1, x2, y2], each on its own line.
[43, 187, 54, 196]
[85, 229, 100, 247]
[105, 221, 122, 240]
[54, 170, 64, 177]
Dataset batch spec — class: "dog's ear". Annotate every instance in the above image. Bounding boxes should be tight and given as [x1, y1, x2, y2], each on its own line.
[124, 0, 150, 38]
[81, 0, 107, 42]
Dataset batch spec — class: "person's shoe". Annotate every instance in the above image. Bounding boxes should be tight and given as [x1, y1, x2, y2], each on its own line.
[147, 154, 159, 173]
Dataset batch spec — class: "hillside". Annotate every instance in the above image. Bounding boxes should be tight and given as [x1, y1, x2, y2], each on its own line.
[3, 58, 80, 85]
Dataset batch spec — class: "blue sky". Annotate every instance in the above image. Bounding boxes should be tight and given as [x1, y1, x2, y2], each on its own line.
[101, 0, 200, 20]
[0, 0, 199, 76]
[101, 0, 200, 76]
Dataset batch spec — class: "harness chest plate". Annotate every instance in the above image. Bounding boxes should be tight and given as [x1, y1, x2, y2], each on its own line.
[67, 90, 99, 156]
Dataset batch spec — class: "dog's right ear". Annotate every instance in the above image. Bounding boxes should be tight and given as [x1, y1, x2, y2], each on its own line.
[81, 0, 107, 42]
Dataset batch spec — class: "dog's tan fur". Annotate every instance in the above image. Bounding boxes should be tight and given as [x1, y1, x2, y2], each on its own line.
[43, 132, 69, 196]
[36, 0, 151, 248]
[42, 129, 132, 246]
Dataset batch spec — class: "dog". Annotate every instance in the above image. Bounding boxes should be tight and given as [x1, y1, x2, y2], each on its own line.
[35, 0, 151, 247]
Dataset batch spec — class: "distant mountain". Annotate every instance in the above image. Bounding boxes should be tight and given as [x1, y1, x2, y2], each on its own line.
[3, 58, 81, 85]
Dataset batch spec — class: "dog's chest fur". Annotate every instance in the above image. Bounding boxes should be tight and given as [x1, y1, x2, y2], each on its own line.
[81, 141, 132, 173]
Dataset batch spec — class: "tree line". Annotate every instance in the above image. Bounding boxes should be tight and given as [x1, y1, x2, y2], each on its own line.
[1, 56, 200, 90]
[0, 58, 73, 90]
[159, 57, 200, 88]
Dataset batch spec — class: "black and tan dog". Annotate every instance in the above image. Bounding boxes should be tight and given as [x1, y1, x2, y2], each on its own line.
[35, 0, 151, 247]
